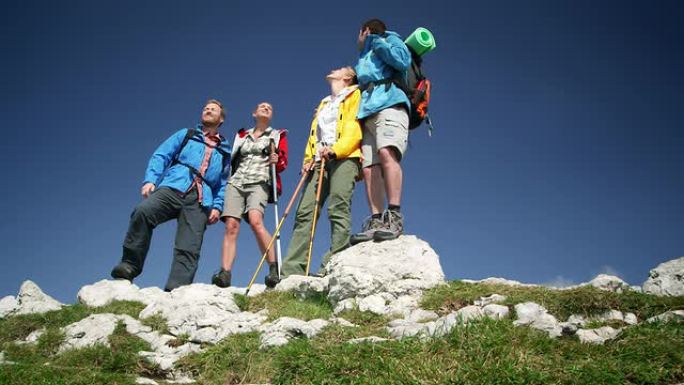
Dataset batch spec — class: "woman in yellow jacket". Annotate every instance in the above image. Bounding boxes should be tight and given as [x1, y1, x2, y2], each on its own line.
[281, 66, 362, 277]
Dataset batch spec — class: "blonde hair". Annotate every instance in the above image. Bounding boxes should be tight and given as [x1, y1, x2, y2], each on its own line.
[340, 67, 358, 84]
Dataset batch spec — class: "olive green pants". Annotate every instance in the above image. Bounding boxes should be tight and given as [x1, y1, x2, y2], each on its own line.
[281, 158, 360, 277]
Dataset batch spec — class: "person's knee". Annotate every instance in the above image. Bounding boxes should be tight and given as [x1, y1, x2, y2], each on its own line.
[224, 218, 240, 238]
[247, 211, 264, 231]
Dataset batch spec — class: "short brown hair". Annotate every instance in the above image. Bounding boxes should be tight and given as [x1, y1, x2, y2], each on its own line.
[205, 99, 226, 120]
[362, 19, 386, 35]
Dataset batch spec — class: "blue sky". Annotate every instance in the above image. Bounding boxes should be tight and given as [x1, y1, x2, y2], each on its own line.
[1, 1, 682, 302]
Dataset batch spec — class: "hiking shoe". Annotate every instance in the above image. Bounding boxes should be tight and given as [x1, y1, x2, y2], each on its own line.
[111, 261, 137, 282]
[373, 210, 404, 242]
[211, 269, 232, 288]
[264, 263, 280, 288]
[350, 215, 384, 245]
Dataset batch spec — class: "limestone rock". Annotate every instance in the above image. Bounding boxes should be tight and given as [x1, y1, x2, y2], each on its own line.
[474, 294, 507, 307]
[404, 308, 439, 323]
[482, 304, 509, 320]
[387, 319, 431, 339]
[136, 378, 159, 385]
[77, 279, 146, 307]
[358, 294, 387, 315]
[23, 329, 45, 344]
[275, 276, 329, 299]
[138, 284, 241, 336]
[384, 295, 421, 316]
[59, 313, 123, 352]
[188, 312, 267, 344]
[329, 317, 357, 327]
[333, 298, 356, 315]
[259, 317, 329, 348]
[585, 274, 631, 293]
[348, 336, 390, 344]
[647, 310, 684, 323]
[643, 257, 684, 296]
[576, 326, 621, 344]
[595, 309, 625, 323]
[326, 235, 445, 304]
[14, 281, 63, 315]
[624, 312, 638, 325]
[0, 296, 18, 318]
[513, 302, 562, 338]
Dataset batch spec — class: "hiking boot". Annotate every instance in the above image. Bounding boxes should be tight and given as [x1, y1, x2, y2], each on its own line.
[211, 269, 232, 288]
[350, 215, 384, 245]
[264, 263, 280, 288]
[111, 261, 137, 282]
[373, 210, 404, 242]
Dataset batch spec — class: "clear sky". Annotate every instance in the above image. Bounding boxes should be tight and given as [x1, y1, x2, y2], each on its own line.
[1, 1, 682, 303]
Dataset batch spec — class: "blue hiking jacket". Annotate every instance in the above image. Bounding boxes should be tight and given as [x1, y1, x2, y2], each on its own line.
[355, 31, 411, 119]
[143, 127, 232, 211]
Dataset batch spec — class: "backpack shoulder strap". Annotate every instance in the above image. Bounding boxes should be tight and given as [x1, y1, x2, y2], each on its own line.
[173, 128, 197, 164]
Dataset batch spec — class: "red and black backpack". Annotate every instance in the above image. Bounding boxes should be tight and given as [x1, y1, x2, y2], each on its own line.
[404, 47, 433, 135]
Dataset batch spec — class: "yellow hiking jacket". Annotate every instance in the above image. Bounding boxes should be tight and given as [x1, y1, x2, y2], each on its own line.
[303, 86, 362, 165]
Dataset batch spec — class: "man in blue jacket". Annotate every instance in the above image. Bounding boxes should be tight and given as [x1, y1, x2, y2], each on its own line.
[110, 99, 231, 291]
[351, 19, 412, 244]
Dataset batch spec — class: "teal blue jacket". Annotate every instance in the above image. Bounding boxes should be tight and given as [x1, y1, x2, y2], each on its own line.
[355, 31, 411, 119]
[143, 127, 231, 211]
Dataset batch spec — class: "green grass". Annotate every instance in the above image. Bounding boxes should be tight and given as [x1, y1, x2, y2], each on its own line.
[1, 283, 683, 384]
[0, 301, 146, 346]
[240, 290, 333, 321]
[176, 332, 274, 385]
[0, 321, 158, 385]
[269, 319, 684, 385]
[141, 312, 170, 335]
[420, 280, 684, 320]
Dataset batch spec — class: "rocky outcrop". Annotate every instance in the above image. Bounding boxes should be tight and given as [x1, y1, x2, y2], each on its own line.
[585, 274, 632, 293]
[2, 241, 684, 383]
[325, 235, 445, 316]
[13, 281, 62, 315]
[643, 257, 684, 296]
[0, 296, 18, 318]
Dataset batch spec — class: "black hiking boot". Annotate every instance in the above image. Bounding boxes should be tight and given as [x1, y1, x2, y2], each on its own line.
[350, 215, 384, 245]
[264, 263, 280, 288]
[211, 269, 232, 288]
[111, 261, 137, 282]
[373, 209, 404, 242]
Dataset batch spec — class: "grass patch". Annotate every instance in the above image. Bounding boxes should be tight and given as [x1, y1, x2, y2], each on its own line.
[421, 281, 684, 320]
[0, 301, 146, 347]
[167, 333, 190, 348]
[240, 291, 333, 321]
[140, 313, 169, 335]
[1, 321, 154, 385]
[176, 332, 275, 385]
[270, 319, 684, 385]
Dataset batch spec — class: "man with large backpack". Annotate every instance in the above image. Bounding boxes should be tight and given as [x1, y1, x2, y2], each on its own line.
[110, 99, 231, 291]
[351, 19, 412, 244]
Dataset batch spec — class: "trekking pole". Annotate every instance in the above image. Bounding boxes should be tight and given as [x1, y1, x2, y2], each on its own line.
[245, 161, 313, 295]
[269, 140, 283, 278]
[305, 157, 326, 276]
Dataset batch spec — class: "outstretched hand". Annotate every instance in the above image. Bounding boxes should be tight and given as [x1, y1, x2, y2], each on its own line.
[141, 183, 155, 198]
